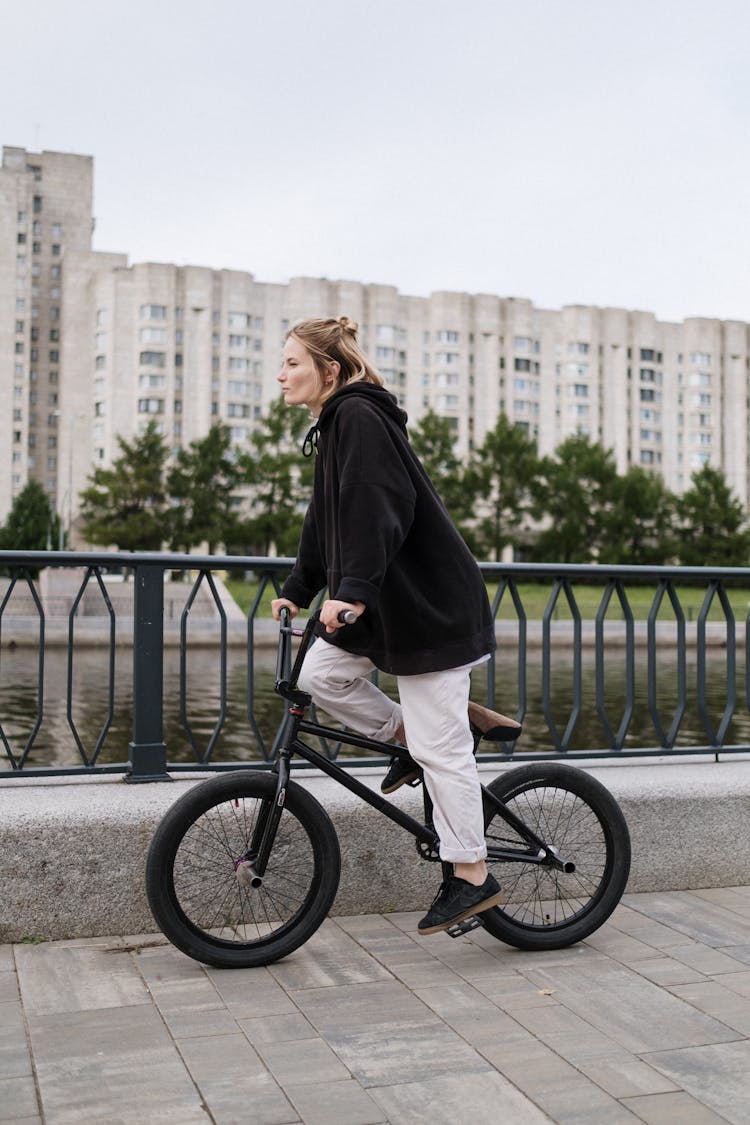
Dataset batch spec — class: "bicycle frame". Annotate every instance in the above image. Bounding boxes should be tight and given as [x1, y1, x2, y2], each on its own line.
[250, 610, 576, 881]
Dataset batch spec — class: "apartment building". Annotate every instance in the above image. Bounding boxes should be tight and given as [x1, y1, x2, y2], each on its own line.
[2, 146, 750, 542]
[0, 147, 102, 520]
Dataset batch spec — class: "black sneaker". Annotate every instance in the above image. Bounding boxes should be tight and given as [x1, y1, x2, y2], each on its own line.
[417, 873, 503, 935]
[381, 754, 421, 794]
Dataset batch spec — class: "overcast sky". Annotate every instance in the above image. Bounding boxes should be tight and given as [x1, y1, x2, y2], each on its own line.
[2, 0, 749, 323]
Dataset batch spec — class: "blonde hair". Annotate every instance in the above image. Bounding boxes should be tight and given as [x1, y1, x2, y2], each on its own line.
[287, 317, 383, 408]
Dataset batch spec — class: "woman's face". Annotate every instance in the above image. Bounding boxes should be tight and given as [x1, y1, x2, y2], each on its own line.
[278, 335, 327, 415]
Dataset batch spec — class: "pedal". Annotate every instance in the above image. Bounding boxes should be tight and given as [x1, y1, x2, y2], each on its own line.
[446, 914, 483, 939]
[416, 839, 441, 862]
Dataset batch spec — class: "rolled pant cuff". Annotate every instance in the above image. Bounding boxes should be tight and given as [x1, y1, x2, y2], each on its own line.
[438, 846, 488, 864]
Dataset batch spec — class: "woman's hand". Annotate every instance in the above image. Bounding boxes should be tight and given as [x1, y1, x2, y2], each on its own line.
[319, 599, 365, 633]
[271, 597, 300, 621]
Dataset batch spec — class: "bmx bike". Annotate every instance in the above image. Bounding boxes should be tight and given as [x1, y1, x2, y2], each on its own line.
[146, 608, 631, 969]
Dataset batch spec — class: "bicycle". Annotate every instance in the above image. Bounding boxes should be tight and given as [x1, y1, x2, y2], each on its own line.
[146, 608, 631, 969]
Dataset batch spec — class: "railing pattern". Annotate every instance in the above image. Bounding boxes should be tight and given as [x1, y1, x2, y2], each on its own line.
[1, 550, 749, 779]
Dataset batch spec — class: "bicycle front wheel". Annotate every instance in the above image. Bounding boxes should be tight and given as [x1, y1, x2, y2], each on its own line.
[481, 762, 630, 951]
[146, 771, 341, 968]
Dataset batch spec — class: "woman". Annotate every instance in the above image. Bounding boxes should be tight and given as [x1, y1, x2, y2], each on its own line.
[271, 316, 517, 934]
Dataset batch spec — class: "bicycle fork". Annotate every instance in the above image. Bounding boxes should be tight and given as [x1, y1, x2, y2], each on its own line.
[234, 746, 293, 889]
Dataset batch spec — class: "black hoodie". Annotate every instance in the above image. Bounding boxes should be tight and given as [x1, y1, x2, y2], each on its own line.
[281, 383, 496, 675]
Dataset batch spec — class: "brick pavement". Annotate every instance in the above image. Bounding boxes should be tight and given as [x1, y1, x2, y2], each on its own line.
[4, 888, 750, 1123]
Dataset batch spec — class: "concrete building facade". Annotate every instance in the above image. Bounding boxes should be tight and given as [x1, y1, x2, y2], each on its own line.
[2, 146, 750, 541]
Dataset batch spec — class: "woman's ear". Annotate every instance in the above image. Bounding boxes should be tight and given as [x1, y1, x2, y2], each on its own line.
[326, 360, 340, 384]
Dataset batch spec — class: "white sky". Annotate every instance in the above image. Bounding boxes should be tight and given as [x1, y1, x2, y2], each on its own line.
[2, 0, 749, 323]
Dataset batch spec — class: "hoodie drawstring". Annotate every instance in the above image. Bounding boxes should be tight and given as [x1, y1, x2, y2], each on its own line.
[302, 423, 319, 457]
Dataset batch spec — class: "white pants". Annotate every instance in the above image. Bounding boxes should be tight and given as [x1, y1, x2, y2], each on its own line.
[298, 638, 487, 863]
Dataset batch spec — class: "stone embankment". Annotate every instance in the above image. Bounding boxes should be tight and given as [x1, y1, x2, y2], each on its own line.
[2, 757, 749, 942]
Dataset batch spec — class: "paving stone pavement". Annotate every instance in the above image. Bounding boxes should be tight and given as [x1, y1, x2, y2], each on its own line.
[5, 888, 750, 1124]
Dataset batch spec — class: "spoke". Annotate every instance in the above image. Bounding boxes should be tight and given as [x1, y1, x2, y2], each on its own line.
[171, 796, 318, 948]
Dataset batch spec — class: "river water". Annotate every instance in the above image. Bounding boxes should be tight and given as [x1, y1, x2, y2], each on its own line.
[2, 641, 748, 770]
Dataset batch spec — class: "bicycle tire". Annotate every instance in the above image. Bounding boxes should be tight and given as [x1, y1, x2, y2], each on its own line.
[480, 762, 630, 951]
[146, 770, 341, 968]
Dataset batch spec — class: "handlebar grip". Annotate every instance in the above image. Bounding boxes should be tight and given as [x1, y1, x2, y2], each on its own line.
[337, 610, 358, 625]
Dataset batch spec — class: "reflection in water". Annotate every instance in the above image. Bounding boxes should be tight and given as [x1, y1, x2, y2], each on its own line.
[1, 643, 749, 770]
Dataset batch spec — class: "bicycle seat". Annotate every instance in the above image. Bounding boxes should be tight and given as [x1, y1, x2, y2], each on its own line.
[468, 702, 522, 743]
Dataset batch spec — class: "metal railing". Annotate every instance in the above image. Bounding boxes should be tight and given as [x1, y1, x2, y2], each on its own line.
[1, 550, 750, 779]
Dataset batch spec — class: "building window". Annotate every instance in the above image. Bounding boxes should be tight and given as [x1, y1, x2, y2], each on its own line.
[139, 327, 167, 343]
[95, 355, 106, 369]
[514, 336, 535, 352]
[140, 305, 167, 320]
[137, 398, 165, 414]
[139, 351, 166, 367]
[33, 195, 42, 213]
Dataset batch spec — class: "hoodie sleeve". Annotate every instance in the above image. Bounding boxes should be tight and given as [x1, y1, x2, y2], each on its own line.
[280, 495, 326, 608]
[330, 400, 416, 610]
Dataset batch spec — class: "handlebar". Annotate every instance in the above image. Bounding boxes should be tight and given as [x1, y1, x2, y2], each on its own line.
[275, 605, 358, 702]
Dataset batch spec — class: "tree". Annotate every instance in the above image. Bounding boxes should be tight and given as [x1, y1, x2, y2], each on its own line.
[0, 480, 61, 557]
[409, 410, 468, 525]
[674, 464, 750, 567]
[530, 435, 619, 563]
[598, 466, 677, 565]
[167, 425, 240, 553]
[79, 423, 169, 551]
[464, 415, 540, 561]
[235, 400, 314, 556]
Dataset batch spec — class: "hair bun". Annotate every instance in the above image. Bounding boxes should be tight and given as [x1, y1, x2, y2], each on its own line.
[337, 316, 358, 335]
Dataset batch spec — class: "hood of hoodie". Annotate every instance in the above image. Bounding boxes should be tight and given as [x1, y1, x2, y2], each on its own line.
[318, 382, 408, 433]
[301, 383, 408, 456]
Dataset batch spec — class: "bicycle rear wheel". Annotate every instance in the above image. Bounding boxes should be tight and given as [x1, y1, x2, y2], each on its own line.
[481, 762, 630, 950]
[146, 771, 340, 968]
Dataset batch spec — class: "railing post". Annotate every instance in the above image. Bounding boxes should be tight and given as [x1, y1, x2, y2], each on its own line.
[125, 563, 170, 782]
